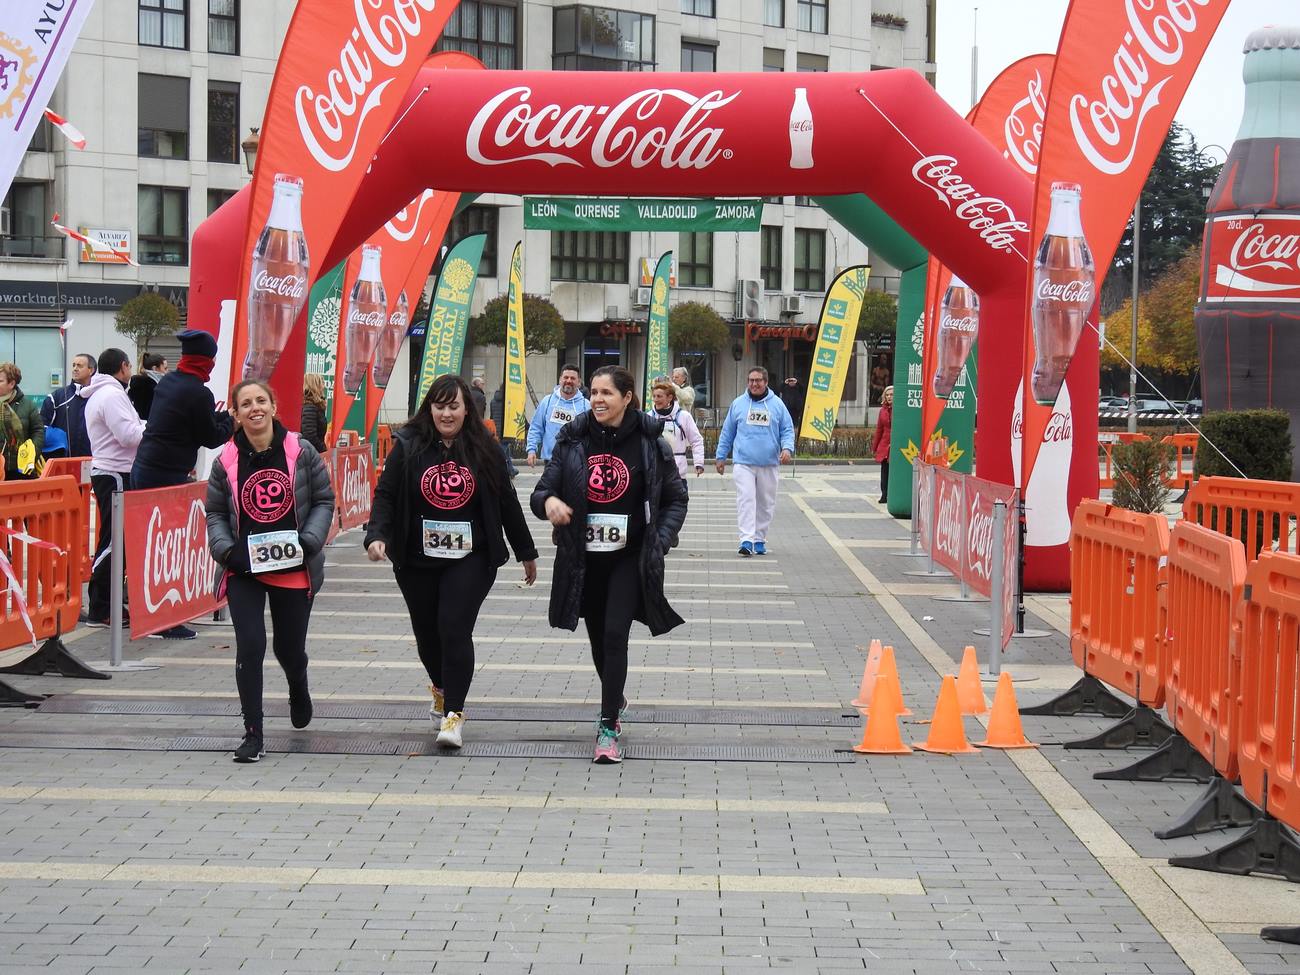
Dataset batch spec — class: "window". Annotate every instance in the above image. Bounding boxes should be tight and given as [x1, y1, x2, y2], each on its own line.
[138, 186, 189, 265]
[763, 48, 784, 72]
[677, 350, 712, 408]
[1, 181, 59, 258]
[551, 231, 628, 282]
[760, 226, 782, 291]
[207, 81, 239, 164]
[447, 204, 499, 277]
[553, 6, 655, 71]
[764, 0, 785, 27]
[796, 52, 828, 72]
[797, 0, 828, 34]
[140, 0, 188, 49]
[678, 232, 712, 288]
[681, 41, 715, 72]
[681, 0, 714, 15]
[435, 1, 518, 70]
[207, 188, 236, 215]
[208, 0, 238, 54]
[139, 75, 189, 159]
[794, 228, 825, 292]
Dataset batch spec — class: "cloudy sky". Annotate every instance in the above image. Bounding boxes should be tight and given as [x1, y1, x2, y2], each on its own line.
[934, 0, 1282, 161]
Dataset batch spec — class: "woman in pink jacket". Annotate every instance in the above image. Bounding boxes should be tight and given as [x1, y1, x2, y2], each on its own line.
[648, 380, 704, 481]
[872, 385, 892, 504]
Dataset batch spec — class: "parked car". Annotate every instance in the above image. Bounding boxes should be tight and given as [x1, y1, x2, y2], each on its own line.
[1099, 396, 1128, 410]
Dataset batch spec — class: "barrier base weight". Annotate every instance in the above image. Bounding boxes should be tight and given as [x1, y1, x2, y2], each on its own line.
[1155, 777, 1261, 840]
[933, 593, 989, 603]
[1094, 732, 1215, 782]
[0, 635, 110, 681]
[973, 626, 1053, 639]
[0, 678, 44, 708]
[1066, 704, 1174, 750]
[1019, 675, 1132, 718]
[1261, 926, 1300, 945]
[1170, 816, 1300, 884]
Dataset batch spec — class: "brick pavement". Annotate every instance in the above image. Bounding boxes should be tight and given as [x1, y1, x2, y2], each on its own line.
[0, 466, 1296, 973]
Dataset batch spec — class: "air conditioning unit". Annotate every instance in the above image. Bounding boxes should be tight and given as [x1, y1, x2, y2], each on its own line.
[633, 286, 652, 307]
[735, 278, 763, 320]
[605, 304, 620, 320]
[780, 294, 804, 316]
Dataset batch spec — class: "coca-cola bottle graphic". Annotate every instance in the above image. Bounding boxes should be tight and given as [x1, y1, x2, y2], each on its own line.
[372, 290, 410, 388]
[244, 174, 309, 381]
[1030, 181, 1094, 405]
[932, 275, 979, 398]
[789, 87, 814, 169]
[341, 245, 387, 395]
[1011, 379, 1074, 548]
[1195, 25, 1300, 479]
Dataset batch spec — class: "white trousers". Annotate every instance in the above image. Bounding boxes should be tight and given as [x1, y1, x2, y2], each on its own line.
[733, 463, 779, 544]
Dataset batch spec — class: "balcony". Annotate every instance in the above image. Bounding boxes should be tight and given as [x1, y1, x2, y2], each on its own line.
[1, 235, 63, 259]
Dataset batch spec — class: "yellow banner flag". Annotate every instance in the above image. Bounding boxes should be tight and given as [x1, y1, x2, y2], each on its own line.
[503, 242, 528, 440]
[800, 265, 871, 442]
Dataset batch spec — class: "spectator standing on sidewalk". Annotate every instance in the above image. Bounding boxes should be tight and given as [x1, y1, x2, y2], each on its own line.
[127, 353, 166, 420]
[300, 374, 328, 452]
[671, 367, 695, 412]
[714, 367, 794, 557]
[489, 382, 518, 479]
[469, 376, 488, 416]
[526, 364, 589, 467]
[873, 386, 893, 504]
[81, 349, 143, 628]
[779, 376, 806, 434]
[41, 353, 95, 458]
[0, 362, 44, 479]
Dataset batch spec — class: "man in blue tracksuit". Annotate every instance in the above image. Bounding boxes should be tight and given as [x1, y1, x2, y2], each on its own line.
[526, 363, 589, 466]
[714, 366, 795, 556]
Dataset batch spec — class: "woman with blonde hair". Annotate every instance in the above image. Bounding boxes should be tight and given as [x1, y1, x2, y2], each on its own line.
[648, 379, 704, 481]
[300, 374, 328, 452]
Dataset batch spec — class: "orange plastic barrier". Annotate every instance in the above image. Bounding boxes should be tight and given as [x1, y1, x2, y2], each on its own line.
[1183, 476, 1300, 560]
[40, 457, 93, 584]
[0, 476, 83, 649]
[1097, 432, 1151, 490]
[1161, 522, 1247, 780]
[376, 424, 393, 473]
[1160, 433, 1199, 491]
[1069, 499, 1170, 707]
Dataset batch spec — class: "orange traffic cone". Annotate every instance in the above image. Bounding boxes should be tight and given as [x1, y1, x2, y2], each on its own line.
[851, 639, 884, 709]
[977, 673, 1039, 749]
[852, 678, 912, 754]
[914, 676, 979, 754]
[956, 646, 988, 716]
[875, 645, 911, 717]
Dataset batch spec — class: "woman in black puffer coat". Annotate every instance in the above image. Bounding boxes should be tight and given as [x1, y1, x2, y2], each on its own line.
[531, 365, 688, 764]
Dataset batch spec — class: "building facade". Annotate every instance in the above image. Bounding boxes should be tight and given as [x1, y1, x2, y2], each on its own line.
[0, 0, 936, 428]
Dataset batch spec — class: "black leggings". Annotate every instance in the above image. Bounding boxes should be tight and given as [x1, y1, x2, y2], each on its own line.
[227, 573, 313, 734]
[581, 553, 640, 724]
[394, 552, 497, 714]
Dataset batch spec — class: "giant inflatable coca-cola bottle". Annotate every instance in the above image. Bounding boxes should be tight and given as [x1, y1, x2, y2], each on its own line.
[342, 245, 388, 395]
[244, 174, 309, 381]
[373, 290, 410, 388]
[1195, 25, 1300, 479]
[933, 275, 979, 398]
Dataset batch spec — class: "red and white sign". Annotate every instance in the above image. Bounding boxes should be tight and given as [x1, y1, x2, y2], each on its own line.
[915, 461, 936, 558]
[333, 445, 372, 530]
[932, 467, 966, 578]
[123, 482, 224, 640]
[1204, 215, 1300, 303]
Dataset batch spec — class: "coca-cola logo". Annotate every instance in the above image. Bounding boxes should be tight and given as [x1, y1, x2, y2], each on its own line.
[1003, 69, 1046, 176]
[143, 500, 213, 613]
[790, 118, 812, 133]
[1012, 410, 1023, 440]
[384, 189, 436, 243]
[467, 86, 738, 170]
[340, 451, 371, 519]
[253, 269, 307, 300]
[1228, 222, 1299, 274]
[1044, 410, 1073, 443]
[388, 310, 408, 327]
[941, 313, 978, 334]
[967, 494, 994, 582]
[1035, 277, 1093, 305]
[1068, 0, 1214, 176]
[294, 0, 441, 172]
[935, 481, 963, 561]
[910, 155, 1029, 254]
[348, 308, 385, 327]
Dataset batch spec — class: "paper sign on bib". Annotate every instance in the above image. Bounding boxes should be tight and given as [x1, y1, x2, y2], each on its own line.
[423, 519, 474, 559]
[586, 513, 628, 552]
[551, 406, 576, 425]
[248, 530, 304, 574]
[746, 408, 770, 427]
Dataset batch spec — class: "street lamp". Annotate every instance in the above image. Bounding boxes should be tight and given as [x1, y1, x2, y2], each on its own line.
[1198, 143, 1228, 200]
[241, 127, 260, 175]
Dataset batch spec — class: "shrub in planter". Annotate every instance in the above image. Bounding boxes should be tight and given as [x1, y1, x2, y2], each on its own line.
[1111, 439, 1172, 513]
[1193, 409, 1293, 480]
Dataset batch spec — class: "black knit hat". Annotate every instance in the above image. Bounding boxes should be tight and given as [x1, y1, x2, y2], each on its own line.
[176, 329, 218, 358]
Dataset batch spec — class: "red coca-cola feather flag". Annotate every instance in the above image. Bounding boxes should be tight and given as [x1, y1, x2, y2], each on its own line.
[1017, 0, 1230, 589]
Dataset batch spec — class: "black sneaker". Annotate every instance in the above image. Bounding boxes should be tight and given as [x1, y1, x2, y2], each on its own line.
[86, 614, 130, 628]
[149, 624, 196, 640]
[232, 731, 265, 763]
[289, 681, 313, 729]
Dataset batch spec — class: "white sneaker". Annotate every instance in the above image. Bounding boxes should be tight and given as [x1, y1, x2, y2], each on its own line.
[436, 711, 464, 748]
[428, 684, 445, 724]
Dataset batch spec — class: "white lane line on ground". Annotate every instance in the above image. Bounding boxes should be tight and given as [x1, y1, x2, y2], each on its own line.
[791, 493, 1250, 975]
[311, 611, 807, 626]
[143, 656, 824, 675]
[0, 860, 922, 896]
[0, 786, 883, 817]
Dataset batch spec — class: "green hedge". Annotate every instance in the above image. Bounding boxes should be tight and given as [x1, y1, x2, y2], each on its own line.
[1193, 409, 1293, 480]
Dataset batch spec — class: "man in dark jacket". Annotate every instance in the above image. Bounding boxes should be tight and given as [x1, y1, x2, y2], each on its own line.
[779, 376, 806, 433]
[40, 352, 95, 457]
[131, 329, 233, 490]
[489, 383, 517, 478]
[469, 376, 488, 416]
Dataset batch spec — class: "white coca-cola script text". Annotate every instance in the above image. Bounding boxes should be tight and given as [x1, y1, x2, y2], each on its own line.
[253, 269, 307, 300]
[910, 155, 1029, 254]
[143, 500, 214, 613]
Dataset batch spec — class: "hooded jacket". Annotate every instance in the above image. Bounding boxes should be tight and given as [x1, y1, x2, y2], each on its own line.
[715, 389, 795, 467]
[530, 411, 688, 636]
[131, 371, 234, 488]
[526, 385, 590, 460]
[40, 382, 91, 457]
[80, 372, 145, 473]
[648, 400, 705, 478]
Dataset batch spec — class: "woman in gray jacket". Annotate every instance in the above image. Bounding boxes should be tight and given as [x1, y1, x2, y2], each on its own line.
[207, 379, 335, 764]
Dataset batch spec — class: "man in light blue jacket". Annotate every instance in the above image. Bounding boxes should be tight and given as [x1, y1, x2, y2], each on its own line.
[714, 366, 795, 556]
[526, 364, 589, 466]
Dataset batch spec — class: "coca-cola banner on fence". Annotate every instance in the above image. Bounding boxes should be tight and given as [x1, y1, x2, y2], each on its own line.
[915, 462, 936, 559]
[932, 467, 966, 579]
[333, 445, 373, 531]
[123, 483, 224, 640]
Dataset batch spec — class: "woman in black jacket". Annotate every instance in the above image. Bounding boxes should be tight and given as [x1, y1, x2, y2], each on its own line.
[531, 365, 688, 764]
[365, 374, 538, 748]
[300, 374, 328, 452]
